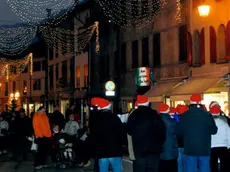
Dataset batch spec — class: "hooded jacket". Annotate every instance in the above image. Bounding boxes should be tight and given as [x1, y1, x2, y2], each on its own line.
[211, 115, 230, 148]
[33, 112, 52, 139]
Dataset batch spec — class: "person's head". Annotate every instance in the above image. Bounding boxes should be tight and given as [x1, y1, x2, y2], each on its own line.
[54, 106, 59, 111]
[157, 103, 170, 114]
[176, 104, 189, 115]
[38, 106, 46, 113]
[19, 108, 26, 118]
[69, 114, 74, 121]
[135, 95, 149, 109]
[190, 94, 202, 107]
[91, 97, 111, 111]
[52, 125, 59, 133]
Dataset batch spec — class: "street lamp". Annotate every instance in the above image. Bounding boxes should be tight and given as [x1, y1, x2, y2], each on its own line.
[198, 3, 210, 17]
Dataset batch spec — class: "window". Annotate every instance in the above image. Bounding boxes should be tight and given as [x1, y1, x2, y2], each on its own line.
[33, 61, 41, 72]
[132, 40, 139, 69]
[153, 33, 161, 67]
[142, 37, 149, 66]
[22, 66, 28, 73]
[42, 60, 47, 71]
[179, 25, 188, 62]
[13, 81, 16, 92]
[121, 43, 126, 71]
[23, 80, 27, 95]
[84, 64, 88, 87]
[33, 79, 41, 90]
[55, 42, 58, 58]
[62, 61, 67, 82]
[56, 64, 59, 80]
[5, 82, 8, 96]
[49, 65, 54, 90]
[49, 47, 54, 60]
[76, 66, 81, 88]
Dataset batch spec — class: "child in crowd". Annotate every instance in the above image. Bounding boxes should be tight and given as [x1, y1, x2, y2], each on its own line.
[0, 114, 9, 155]
[64, 114, 80, 142]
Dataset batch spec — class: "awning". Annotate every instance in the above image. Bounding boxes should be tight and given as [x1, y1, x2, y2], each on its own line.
[170, 77, 222, 101]
[145, 80, 182, 102]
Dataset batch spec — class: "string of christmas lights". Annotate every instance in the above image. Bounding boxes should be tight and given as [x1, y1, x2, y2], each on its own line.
[40, 21, 100, 54]
[0, 26, 37, 55]
[7, 0, 79, 26]
[96, 0, 168, 29]
[175, 0, 182, 23]
[0, 53, 32, 80]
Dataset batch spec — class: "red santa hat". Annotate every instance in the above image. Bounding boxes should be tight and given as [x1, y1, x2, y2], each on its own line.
[135, 95, 149, 108]
[158, 103, 170, 114]
[190, 94, 202, 105]
[176, 104, 189, 115]
[209, 101, 220, 109]
[91, 97, 111, 110]
[210, 105, 221, 115]
[169, 107, 177, 115]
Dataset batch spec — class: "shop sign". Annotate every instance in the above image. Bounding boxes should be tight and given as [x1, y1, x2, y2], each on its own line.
[105, 81, 116, 96]
[135, 67, 151, 87]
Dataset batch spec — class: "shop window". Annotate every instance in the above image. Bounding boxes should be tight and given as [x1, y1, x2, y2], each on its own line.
[33, 61, 41, 72]
[33, 79, 41, 90]
[132, 40, 138, 69]
[153, 33, 161, 67]
[179, 25, 188, 62]
[142, 37, 149, 67]
[76, 66, 81, 88]
[84, 64, 88, 87]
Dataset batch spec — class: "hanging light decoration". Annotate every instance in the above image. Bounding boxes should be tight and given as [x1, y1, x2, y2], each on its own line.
[0, 26, 37, 55]
[0, 53, 32, 80]
[95, 0, 172, 29]
[198, 3, 210, 17]
[7, 0, 79, 26]
[40, 21, 100, 54]
[175, 0, 182, 23]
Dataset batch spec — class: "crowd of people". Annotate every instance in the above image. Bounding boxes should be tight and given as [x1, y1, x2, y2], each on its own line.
[0, 94, 229, 172]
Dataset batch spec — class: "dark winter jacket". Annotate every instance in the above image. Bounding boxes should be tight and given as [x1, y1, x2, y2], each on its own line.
[50, 110, 65, 130]
[160, 113, 178, 160]
[176, 105, 218, 156]
[14, 116, 33, 137]
[127, 106, 166, 157]
[92, 110, 123, 159]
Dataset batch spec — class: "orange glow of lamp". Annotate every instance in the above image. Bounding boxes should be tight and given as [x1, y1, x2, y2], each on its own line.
[198, 3, 210, 17]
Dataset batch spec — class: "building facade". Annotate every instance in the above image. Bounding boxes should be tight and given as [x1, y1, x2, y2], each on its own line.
[120, 0, 230, 113]
[0, 55, 46, 115]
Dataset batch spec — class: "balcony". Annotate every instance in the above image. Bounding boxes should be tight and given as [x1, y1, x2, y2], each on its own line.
[153, 63, 190, 81]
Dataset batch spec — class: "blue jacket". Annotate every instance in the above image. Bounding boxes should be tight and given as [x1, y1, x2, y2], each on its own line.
[160, 113, 178, 160]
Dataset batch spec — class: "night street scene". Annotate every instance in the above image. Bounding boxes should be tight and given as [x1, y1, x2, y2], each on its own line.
[0, 0, 230, 172]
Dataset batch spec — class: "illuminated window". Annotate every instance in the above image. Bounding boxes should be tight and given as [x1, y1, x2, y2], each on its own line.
[84, 64, 88, 87]
[76, 66, 81, 88]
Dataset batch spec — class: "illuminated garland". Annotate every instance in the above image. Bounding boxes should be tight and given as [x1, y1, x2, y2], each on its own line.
[0, 53, 32, 80]
[7, 0, 79, 26]
[41, 21, 100, 53]
[175, 0, 182, 23]
[0, 26, 37, 55]
[96, 0, 168, 29]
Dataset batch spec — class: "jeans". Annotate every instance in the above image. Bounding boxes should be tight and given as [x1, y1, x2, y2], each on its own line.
[178, 148, 184, 172]
[183, 155, 210, 172]
[135, 154, 160, 172]
[210, 147, 228, 172]
[99, 157, 122, 172]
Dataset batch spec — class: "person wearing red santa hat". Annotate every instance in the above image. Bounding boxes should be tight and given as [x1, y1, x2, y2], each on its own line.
[210, 105, 230, 172]
[176, 94, 218, 172]
[158, 104, 178, 172]
[176, 104, 189, 115]
[127, 95, 166, 172]
[90, 97, 123, 172]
